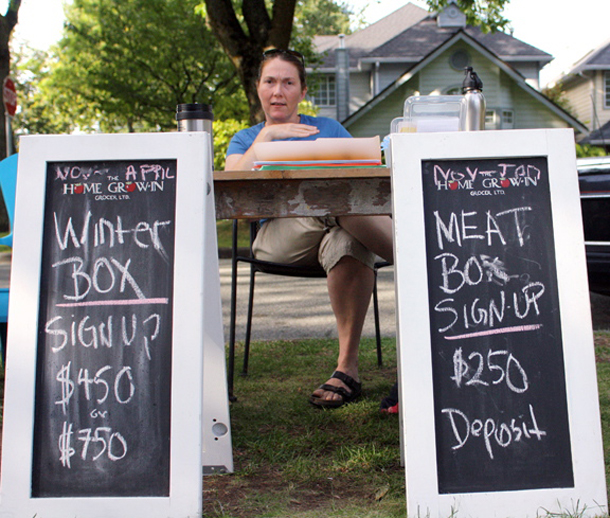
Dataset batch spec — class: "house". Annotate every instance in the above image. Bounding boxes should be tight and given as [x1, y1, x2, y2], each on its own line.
[309, 2, 587, 140]
[558, 38, 610, 152]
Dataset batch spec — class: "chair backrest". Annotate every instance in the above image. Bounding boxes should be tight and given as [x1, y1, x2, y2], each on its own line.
[0, 153, 18, 249]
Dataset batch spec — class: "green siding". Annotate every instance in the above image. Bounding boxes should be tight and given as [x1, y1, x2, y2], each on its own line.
[348, 80, 418, 138]
[346, 41, 573, 137]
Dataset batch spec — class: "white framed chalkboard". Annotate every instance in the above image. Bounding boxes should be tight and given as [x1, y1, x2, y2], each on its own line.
[390, 129, 607, 518]
[0, 132, 214, 517]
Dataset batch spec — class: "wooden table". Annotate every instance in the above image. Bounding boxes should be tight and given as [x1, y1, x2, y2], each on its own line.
[213, 167, 392, 219]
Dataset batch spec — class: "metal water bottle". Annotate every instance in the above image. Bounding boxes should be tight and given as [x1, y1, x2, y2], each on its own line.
[176, 102, 214, 164]
[462, 67, 485, 131]
[176, 103, 213, 133]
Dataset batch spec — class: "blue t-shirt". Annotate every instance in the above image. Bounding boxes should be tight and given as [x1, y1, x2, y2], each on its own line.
[226, 114, 352, 157]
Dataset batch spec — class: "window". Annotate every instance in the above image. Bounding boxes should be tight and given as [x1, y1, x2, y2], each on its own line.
[485, 109, 497, 128]
[444, 86, 462, 95]
[501, 109, 514, 129]
[449, 50, 470, 71]
[312, 75, 336, 107]
[605, 72, 610, 109]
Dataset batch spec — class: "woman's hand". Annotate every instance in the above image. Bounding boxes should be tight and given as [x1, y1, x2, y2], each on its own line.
[225, 123, 319, 171]
[258, 123, 319, 142]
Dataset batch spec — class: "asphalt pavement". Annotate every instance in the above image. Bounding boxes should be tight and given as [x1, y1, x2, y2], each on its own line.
[220, 258, 610, 344]
[219, 258, 397, 342]
[0, 255, 609, 342]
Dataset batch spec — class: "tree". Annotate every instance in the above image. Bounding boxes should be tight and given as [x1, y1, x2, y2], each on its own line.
[202, 0, 298, 125]
[576, 143, 607, 158]
[295, 0, 353, 37]
[542, 81, 573, 115]
[202, 0, 509, 124]
[426, 0, 510, 32]
[0, 0, 21, 158]
[11, 45, 73, 136]
[201, 0, 353, 125]
[46, 0, 244, 133]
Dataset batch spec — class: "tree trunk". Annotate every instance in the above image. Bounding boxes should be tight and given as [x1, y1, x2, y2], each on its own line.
[204, 0, 296, 125]
[0, 0, 21, 159]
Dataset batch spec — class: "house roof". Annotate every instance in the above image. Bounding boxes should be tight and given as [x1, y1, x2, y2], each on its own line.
[564, 38, 610, 75]
[341, 2, 430, 53]
[314, 2, 552, 70]
[342, 29, 587, 135]
[580, 119, 610, 147]
[313, 2, 429, 58]
[371, 18, 550, 63]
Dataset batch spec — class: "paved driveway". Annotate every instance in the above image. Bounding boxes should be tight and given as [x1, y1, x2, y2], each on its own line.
[219, 259, 396, 342]
[1, 257, 608, 341]
[219, 258, 610, 344]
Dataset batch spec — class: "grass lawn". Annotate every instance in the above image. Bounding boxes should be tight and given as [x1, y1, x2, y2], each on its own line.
[204, 337, 403, 518]
[202, 334, 610, 518]
[2, 334, 610, 517]
[217, 219, 251, 250]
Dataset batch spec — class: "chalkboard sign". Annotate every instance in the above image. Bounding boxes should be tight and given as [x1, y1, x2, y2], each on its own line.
[390, 129, 607, 518]
[31, 159, 176, 497]
[422, 156, 573, 493]
[0, 132, 215, 518]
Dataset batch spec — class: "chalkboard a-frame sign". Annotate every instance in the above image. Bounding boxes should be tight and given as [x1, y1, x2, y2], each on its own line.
[0, 132, 210, 518]
[390, 129, 607, 518]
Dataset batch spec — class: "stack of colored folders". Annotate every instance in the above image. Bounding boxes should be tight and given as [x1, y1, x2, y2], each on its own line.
[253, 137, 382, 169]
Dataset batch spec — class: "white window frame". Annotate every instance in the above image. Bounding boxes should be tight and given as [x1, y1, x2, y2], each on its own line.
[501, 109, 515, 129]
[485, 109, 497, 129]
[311, 75, 336, 107]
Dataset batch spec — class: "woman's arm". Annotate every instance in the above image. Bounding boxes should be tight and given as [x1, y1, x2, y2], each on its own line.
[225, 123, 320, 171]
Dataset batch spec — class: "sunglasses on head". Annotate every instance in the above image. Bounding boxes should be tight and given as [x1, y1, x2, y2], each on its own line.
[262, 48, 305, 67]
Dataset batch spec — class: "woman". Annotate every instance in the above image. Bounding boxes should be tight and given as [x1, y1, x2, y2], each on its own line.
[226, 49, 393, 409]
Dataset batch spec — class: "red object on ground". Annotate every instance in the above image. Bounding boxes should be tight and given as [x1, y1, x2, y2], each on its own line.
[380, 403, 399, 414]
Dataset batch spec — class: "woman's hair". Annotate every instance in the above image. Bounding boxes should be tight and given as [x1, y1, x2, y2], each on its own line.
[258, 49, 307, 89]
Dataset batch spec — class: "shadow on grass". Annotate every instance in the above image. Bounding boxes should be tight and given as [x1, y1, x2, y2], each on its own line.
[204, 337, 404, 518]
[2, 335, 610, 517]
[205, 334, 610, 518]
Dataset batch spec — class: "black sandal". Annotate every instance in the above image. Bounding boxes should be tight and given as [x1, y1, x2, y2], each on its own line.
[309, 370, 362, 409]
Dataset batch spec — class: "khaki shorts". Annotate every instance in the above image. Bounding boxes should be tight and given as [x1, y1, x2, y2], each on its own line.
[252, 217, 376, 273]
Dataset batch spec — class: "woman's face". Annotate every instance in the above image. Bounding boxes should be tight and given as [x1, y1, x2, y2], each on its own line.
[257, 57, 307, 125]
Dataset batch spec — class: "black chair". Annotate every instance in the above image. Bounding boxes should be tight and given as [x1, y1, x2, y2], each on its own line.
[227, 219, 390, 400]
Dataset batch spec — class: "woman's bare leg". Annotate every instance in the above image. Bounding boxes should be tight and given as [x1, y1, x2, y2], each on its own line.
[337, 215, 394, 263]
[311, 256, 374, 403]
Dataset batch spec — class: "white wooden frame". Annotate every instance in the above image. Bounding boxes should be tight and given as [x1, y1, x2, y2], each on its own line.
[0, 132, 220, 518]
[390, 129, 607, 518]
